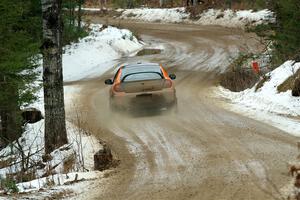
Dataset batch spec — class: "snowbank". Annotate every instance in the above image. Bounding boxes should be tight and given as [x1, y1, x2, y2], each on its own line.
[0, 120, 102, 179]
[117, 7, 274, 28]
[0, 118, 104, 197]
[196, 9, 274, 28]
[217, 61, 300, 136]
[119, 7, 189, 23]
[63, 24, 143, 82]
[16, 171, 102, 193]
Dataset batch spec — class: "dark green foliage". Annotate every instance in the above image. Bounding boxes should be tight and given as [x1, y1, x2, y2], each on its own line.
[254, 0, 267, 9]
[62, 0, 88, 45]
[224, 0, 267, 9]
[0, 0, 41, 146]
[248, 0, 300, 67]
[271, 0, 300, 65]
[0, 179, 19, 193]
[62, 17, 88, 46]
[112, 0, 144, 8]
[248, 24, 272, 38]
[0, 0, 41, 106]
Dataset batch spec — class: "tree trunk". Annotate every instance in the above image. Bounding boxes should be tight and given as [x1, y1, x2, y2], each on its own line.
[0, 99, 22, 147]
[41, 0, 68, 154]
[0, 75, 5, 147]
[186, 0, 190, 6]
[71, 5, 75, 26]
[169, 0, 174, 7]
[159, 0, 164, 7]
[99, 0, 104, 10]
[127, 0, 134, 8]
[77, 0, 82, 29]
[69, 0, 72, 26]
[292, 76, 300, 97]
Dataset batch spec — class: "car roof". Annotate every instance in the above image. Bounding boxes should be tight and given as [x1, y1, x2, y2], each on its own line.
[120, 63, 162, 78]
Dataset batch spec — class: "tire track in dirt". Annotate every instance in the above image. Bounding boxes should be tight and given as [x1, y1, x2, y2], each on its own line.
[68, 19, 297, 200]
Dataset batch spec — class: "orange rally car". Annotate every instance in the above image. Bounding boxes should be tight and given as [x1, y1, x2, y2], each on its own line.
[104, 63, 177, 111]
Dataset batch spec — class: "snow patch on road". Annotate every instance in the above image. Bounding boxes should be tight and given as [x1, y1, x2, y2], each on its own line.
[216, 61, 300, 136]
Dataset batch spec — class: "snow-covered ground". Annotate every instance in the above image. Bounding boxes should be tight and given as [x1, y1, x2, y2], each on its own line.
[63, 24, 143, 82]
[118, 7, 189, 23]
[0, 118, 104, 198]
[196, 9, 274, 28]
[117, 7, 274, 28]
[0, 24, 143, 198]
[0, 120, 103, 189]
[216, 61, 300, 136]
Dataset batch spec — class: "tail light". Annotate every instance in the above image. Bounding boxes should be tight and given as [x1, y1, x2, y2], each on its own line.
[164, 79, 173, 88]
[113, 83, 124, 92]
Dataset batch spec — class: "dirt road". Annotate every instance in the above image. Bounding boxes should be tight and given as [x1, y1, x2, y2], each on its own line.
[67, 19, 297, 200]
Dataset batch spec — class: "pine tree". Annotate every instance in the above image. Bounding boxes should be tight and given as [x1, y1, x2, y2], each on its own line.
[271, 0, 300, 64]
[0, 0, 41, 147]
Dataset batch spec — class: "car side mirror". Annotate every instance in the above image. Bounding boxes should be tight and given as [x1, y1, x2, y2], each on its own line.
[105, 79, 113, 85]
[169, 74, 176, 80]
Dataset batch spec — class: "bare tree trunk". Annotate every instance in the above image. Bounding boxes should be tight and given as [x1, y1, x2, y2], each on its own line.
[0, 75, 6, 147]
[186, 0, 190, 6]
[159, 0, 164, 7]
[99, 0, 104, 10]
[0, 107, 21, 147]
[41, 0, 68, 154]
[170, 0, 174, 7]
[71, 4, 75, 26]
[293, 76, 300, 97]
[0, 109, 9, 147]
[69, 0, 72, 26]
[77, 0, 82, 29]
[99, 0, 102, 9]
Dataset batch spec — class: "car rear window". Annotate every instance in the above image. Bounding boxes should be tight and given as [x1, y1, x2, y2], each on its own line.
[121, 64, 163, 82]
[123, 72, 162, 82]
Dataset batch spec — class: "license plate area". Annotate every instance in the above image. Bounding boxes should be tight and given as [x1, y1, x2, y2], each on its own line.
[136, 93, 152, 98]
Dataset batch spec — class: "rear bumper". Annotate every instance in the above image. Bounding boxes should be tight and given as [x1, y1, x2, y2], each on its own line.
[110, 89, 177, 110]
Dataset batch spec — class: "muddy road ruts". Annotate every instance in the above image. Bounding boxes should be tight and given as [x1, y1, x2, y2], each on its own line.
[66, 19, 297, 200]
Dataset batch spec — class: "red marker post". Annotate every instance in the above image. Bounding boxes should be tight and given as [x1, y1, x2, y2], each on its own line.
[252, 61, 260, 74]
